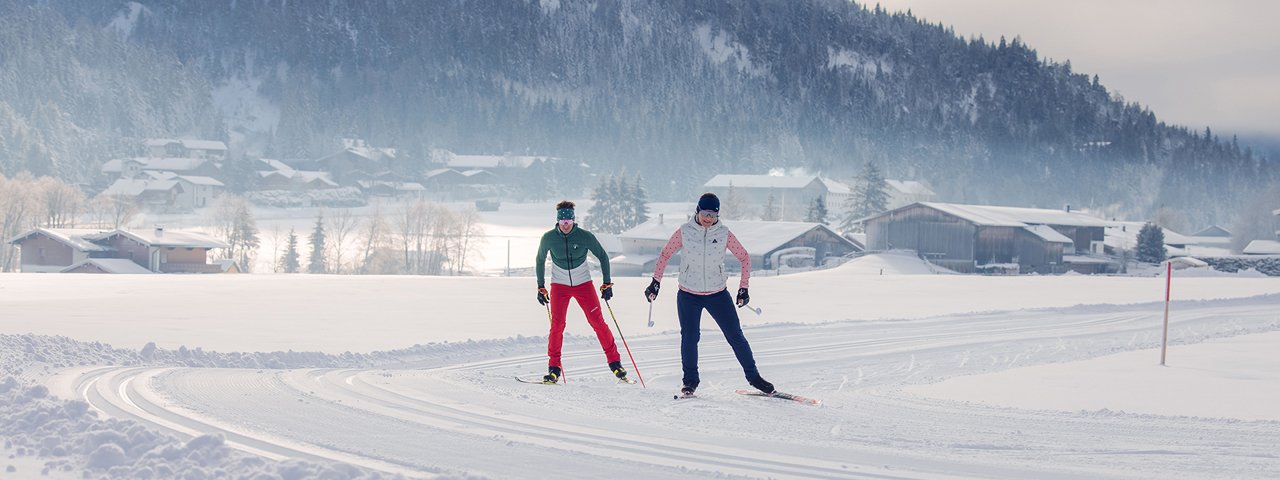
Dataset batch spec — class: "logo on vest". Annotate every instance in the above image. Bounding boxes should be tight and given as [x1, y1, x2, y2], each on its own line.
[711, 239, 719, 243]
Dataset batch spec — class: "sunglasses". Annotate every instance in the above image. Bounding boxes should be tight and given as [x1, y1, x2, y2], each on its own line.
[698, 210, 719, 218]
[558, 219, 574, 226]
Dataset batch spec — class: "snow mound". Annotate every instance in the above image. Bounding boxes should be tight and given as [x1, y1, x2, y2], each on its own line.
[831, 250, 955, 275]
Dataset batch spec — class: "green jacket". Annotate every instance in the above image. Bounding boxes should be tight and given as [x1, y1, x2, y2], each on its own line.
[536, 224, 611, 288]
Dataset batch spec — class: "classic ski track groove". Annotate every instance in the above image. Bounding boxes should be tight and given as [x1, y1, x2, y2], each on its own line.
[59, 302, 1280, 479]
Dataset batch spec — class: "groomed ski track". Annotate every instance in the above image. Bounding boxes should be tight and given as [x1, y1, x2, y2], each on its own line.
[51, 297, 1280, 479]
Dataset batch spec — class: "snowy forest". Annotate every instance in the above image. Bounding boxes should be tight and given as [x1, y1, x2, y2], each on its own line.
[0, 0, 1275, 228]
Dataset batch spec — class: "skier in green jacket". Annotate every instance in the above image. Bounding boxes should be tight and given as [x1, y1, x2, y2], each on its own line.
[535, 200, 627, 384]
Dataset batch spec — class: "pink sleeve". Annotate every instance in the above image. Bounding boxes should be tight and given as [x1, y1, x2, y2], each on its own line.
[652, 229, 682, 281]
[726, 231, 750, 289]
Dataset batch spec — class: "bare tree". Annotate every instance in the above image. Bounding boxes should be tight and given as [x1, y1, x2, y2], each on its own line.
[269, 223, 284, 273]
[396, 199, 431, 274]
[449, 205, 486, 275]
[35, 176, 85, 228]
[326, 208, 360, 274]
[207, 195, 260, 272]
[426, 202, 453, 275]
[358, 206, 391, 274]
[97, 195, 139, 229]
[0, 173, 38, 271]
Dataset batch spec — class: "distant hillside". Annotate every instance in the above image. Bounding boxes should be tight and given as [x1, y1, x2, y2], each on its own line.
[1, 0, 1273, 226]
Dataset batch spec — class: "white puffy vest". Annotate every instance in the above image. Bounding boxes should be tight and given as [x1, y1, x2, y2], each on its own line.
[676, 217, 731, 294]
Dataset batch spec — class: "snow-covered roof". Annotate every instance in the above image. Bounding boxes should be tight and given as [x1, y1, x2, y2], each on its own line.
[99, 179, 183, 197]
[609, 253, 657, 267]
[703, 174, 821, 190]
[1062, 255, 1114, 265]
[144, 138, 227, 151]
[1192, 225, 1232, 237]
[214, 259, 240, 272]
[619, 218, 854, 254]
[8, 228, 111, 251]
[114, 157, 210, 172]
[85, 229, 228, 249]
[447, 155, 547, 169]
[818, 178, 852, 195]
[1242, 240, 1280, 255]
[595, 233, 623, 253]
[1106, 221, 1195, 247]
[1273, 208, 1280, 216]
[914, 202, 1115, 228]
[100, 158, 146, 173]
[256, 158, 296, 173]
[358, 180, 425, 191]
[295, 171, 335, 184]
[1023, 225, 1073, 244]
[461, 170, 495, 177]
[258, 170, 291, 180]
[174, 175, 225, 187]
[425, 168, 459, 178]
[885, 179, 935, 196]
[61, 258, 153, 274]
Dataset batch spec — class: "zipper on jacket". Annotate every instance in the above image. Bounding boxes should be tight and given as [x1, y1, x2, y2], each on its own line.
[563, 230, 573, 286]
[702, 226, 708, 291]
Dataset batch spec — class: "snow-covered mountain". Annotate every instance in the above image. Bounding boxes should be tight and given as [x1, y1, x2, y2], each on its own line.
[1, 0, 1273, 225]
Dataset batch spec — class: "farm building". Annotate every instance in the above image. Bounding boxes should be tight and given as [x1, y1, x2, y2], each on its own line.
[861, 202, 1117, 274]
[613, 215, 860, 276]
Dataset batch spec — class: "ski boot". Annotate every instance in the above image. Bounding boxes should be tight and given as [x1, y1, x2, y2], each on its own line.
[748, 376, 775, 394]
[608, 361, 629, 382]
[542, 366, 562, 384]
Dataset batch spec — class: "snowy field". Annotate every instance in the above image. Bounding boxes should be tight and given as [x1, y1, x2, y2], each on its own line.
[3, 253, 1280, 478]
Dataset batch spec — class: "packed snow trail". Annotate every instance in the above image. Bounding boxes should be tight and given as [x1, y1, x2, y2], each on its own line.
[51, 297, 1280, 479]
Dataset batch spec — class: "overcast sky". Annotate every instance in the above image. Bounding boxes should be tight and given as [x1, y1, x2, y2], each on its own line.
[873, 0, 1280, 140]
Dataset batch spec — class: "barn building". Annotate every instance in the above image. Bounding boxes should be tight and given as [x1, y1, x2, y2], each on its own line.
[861, 202, 1117, 274]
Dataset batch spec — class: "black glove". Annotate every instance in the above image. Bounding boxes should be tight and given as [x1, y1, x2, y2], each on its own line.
[735, 288, 750, 307]
[600, 283, 614, 301]
[644, 278, 660, 302]
[537, 288, 549, 306]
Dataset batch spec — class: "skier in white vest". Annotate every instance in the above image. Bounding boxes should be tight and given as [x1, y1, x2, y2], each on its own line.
[645, 193, 774, 397]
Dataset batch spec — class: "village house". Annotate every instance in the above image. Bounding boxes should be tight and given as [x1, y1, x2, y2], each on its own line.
[8, 227, 228, 274]
[1269, 208, 1280, 240]
[885, 179, 937, 209]
[101, 157, 223, 181]
[97, 178, 186, 211]
[253, 158, 340, 191]
[612, 215, 860, 276]
[1242, 240, 1280, 255]
[144, 172, 225, 209]
[861, 202, 1117, 274]
[290, 139, 398, 186]
[702, 174, 852, 222]
[1188, 225, 1233, 248]
[1104, 222, 1204, 258]
[143, 138, 228, 160]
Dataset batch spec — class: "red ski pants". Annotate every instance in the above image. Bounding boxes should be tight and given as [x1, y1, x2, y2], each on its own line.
[548, 281, 621, 368]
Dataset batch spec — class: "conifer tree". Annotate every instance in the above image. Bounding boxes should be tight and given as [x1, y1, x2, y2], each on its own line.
[761, 193, 780, 221]
[230, 204, 260, 272]
[806, 195, 828, 224]
[842, 161, 890, 232]
[628, 175, 650, 230]
[308, 214, 327, 273]
[281, 229, 301, 273]
[586, 174, 613, 232]
[1136, 223, 1166, 264]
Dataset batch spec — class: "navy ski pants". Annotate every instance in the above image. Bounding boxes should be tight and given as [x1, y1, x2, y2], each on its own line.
[676, 289, 760, 388]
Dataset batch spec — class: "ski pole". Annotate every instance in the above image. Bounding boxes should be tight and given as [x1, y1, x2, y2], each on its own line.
[546, 302, 565, 384]
[739, 304, 763, 316]
[603, 299, 646, 388]
[647, 301, 654, 328]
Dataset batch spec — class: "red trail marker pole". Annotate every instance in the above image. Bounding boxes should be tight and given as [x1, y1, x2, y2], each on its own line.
[1160, 262, 1172, 366]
